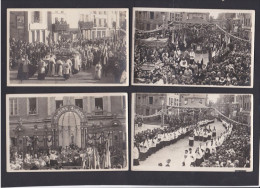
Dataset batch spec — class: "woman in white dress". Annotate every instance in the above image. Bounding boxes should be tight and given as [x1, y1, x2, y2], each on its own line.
[94, 63, 102, 80]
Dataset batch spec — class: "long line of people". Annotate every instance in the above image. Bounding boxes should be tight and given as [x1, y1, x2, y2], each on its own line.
[133, 119, 214, 165]
[182, 119, 250, 168]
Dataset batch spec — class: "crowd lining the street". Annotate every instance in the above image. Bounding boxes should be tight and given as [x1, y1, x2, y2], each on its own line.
[133, 116, 251, 169]
[134, 23, 251, 86]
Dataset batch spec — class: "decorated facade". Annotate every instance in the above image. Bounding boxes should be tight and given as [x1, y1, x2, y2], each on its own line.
[9, 95, 126, 155]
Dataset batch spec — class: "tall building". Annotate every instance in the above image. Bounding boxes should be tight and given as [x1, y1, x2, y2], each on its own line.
[236, 95, 252, 124]
[10, 10, 50, 43]
[48, 10, 70, 42]
[78, 10, 122, 40]
[135, 93, 166, 116]
[9, 95, 126, 153]
[236, 13, 252, 40]
[135, 11, 170, 31]
[135, 93, 180, 116]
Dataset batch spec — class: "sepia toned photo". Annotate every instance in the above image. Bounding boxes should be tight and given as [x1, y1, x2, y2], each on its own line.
[132, 8, 255, 88]
[132, 93, 253, 171]
[6, 93, 128, 172]
[7, 8, 129, 86]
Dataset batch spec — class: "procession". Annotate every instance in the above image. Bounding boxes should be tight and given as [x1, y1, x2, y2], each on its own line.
[132, 93, 252, 171]
[8, 9, 128, 85]
[133, 10, 253, 87]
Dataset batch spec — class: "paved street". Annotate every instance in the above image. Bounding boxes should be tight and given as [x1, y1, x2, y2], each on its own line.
[134, 120, 226, 170]
[9, 67, 116, 85]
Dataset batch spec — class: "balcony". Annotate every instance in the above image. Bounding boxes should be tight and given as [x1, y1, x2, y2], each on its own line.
[29, 22, 48, 30]
[78, 21, 94, 30]
[52, 23, 69, 32]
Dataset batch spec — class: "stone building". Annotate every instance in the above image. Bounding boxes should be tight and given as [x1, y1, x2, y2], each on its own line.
[9, 95, 126, 153]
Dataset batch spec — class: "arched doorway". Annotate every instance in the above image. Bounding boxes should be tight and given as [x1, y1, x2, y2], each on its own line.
[51, 105, 87, 149]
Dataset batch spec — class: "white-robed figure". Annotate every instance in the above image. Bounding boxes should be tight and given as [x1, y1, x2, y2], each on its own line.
[56, 60, 63, 77]
[73, 53, 81, 74]
[63, 59, 72, 80]
[94, 63, 102, 80]
[47, 55, 56, 77]
[104, 140, 111, 169]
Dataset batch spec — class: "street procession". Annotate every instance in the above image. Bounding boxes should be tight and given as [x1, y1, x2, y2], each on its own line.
[8, 9, 128, 85]
[132, 93, 252, 171]
[133, 9, 254, 87]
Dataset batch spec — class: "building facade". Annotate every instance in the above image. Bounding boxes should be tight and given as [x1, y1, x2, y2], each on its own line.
[9, 95, 126, 153]
[135, 93, 166, 116]
[135, 93, 180, 116]
[48, 10, 70, 42]
[135, 11, 170, 31]
[10, 10, 50, 43]
[236, 94, 252, 125]
[179, 94, 208, 107]
[78, 10, 122, 40]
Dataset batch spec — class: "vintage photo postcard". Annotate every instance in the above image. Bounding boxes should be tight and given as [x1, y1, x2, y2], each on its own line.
[132, 93, 253, 172]
[7, 8, 129, 86]
[132, 8, 255, 88]
[6, 93, 128, 172]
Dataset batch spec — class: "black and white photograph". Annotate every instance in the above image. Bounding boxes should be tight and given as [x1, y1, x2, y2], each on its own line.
[7, 8, 129, 86]
[132, 8, 255, 88]
[132, 93, 253, 171]
[6, 93, 128, 172]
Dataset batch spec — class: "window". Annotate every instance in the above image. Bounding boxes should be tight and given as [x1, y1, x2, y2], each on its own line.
[149, 97, 153, 105]
[75, 99, 83, 109]
[95, 98, 103, 111]
[94, 18, 96, 27]
[28, 98, 37, 115]
[184, 99, 188, 105]
[99, 19, 101, 27]
[150, 12, 154, 19]
[33, 11, 40, 23]
[10, 98, 18, 116]
[56, 100, 63, 109]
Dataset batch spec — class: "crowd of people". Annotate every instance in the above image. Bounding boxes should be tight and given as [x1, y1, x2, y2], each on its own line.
[182, 119, 250, 168]
[10, 36, 127, 83]
[10, 142, 127, 170]
[133, 119, 214, 165]
[134, 23, 251, 86]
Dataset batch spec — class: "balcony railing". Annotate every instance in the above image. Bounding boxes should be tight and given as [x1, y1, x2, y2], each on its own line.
[78, 21, 94, 30]
[52, 23, 69, 32]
